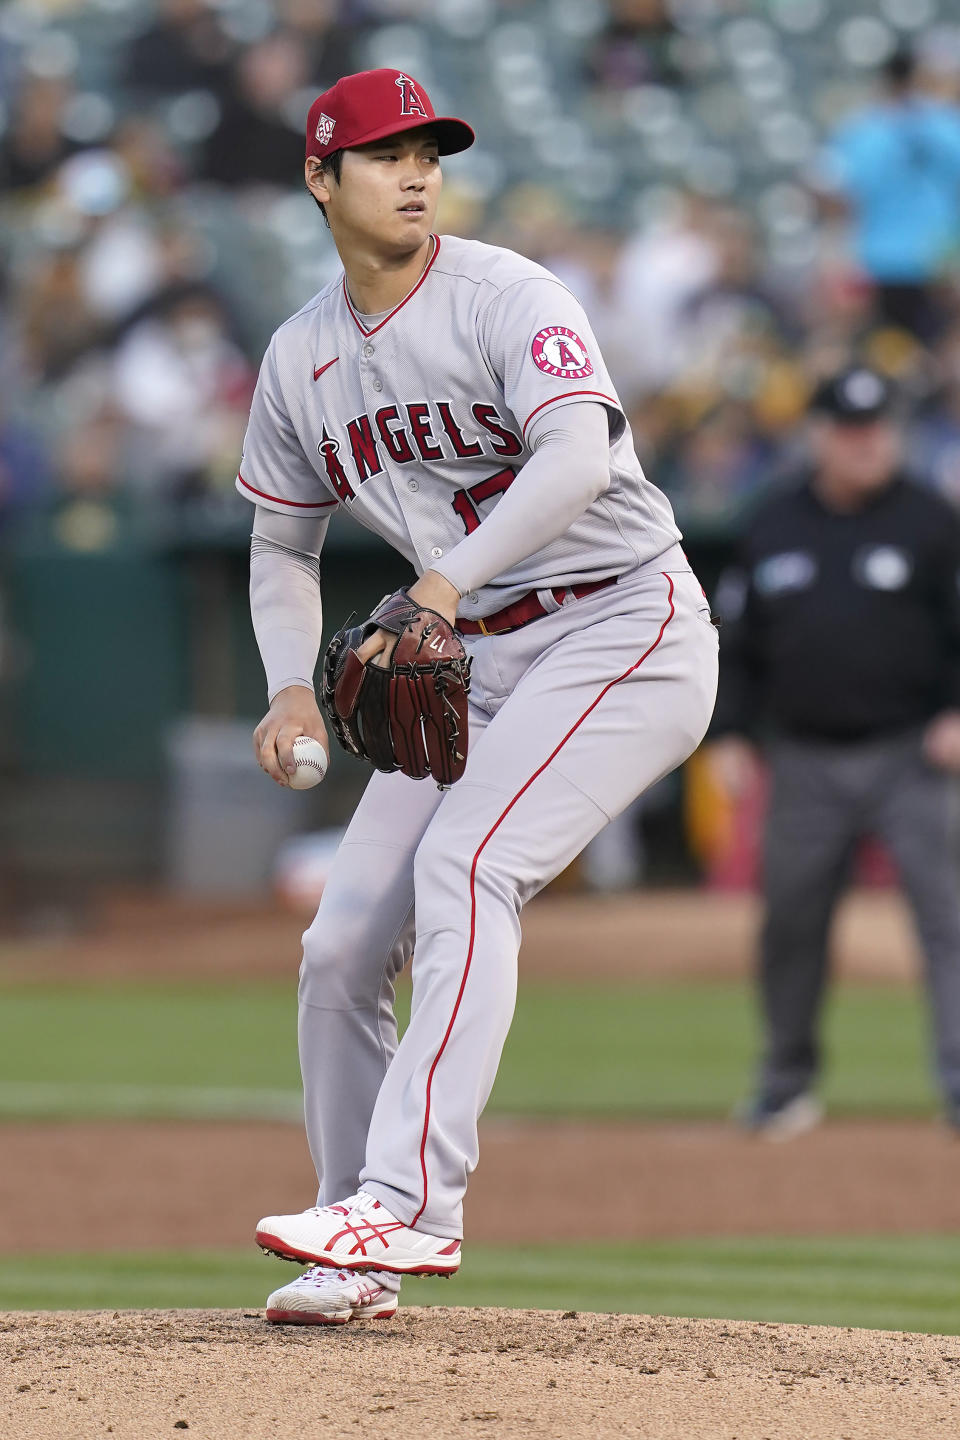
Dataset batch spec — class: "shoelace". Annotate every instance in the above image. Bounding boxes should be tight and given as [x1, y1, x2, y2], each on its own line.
[302, 1265, 344, 1284]
[312, 1193, 360, 1218]
[299, 1263, 391, 1290]
[301, 1265, 364, 1288]
[345, 1190, 383, 1218]
[313, 1190, 387, 1218]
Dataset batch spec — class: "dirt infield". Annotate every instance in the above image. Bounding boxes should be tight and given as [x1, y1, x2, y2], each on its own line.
[0, 886, 924, 985]
[4, 1307, 960, 1440]
[3, 1117, 960, 1254]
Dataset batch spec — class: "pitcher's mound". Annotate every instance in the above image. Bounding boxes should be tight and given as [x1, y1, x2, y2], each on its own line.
[4, 1307, 960, 1439]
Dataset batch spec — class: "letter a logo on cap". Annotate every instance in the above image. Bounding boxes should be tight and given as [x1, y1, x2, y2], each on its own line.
[396, 73, 428, 118]
[315, 113, 336, 147]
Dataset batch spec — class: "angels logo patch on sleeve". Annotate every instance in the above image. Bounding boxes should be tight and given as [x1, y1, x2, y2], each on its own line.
[531, 326, 593, 380]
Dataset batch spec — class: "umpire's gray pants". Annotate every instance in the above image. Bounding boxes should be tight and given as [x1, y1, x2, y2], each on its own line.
[759, 730, 960, 1107]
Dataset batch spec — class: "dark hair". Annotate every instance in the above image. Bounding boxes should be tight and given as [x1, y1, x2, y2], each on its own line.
[312, 149, 344, 228]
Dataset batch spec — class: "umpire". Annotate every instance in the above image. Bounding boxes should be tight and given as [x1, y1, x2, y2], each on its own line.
[709, 366, 960, 1136]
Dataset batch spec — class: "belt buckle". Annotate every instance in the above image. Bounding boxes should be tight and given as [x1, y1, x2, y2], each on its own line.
[476, 617, 491, 637]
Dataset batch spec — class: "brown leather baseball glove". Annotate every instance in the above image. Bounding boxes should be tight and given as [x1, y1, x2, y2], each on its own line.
[321, 588, 472, 786]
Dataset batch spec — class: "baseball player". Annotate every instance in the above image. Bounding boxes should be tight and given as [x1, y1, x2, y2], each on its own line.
[241, 68, 718, 1325]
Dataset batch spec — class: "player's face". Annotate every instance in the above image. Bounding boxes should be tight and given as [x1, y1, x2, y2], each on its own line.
[310, 129, 442, 255]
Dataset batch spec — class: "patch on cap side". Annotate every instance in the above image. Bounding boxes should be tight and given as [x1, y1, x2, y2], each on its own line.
[315, 113, 336, 147]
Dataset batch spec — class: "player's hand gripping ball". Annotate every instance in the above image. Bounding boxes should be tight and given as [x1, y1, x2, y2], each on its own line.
[287, 735, 329, 790]
[321, 588, 471, 787]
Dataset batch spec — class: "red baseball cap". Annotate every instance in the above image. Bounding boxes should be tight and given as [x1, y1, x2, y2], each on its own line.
[306, 69, 475, 161]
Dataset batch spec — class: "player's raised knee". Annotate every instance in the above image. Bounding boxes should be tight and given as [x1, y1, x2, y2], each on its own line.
[299, 910, 379, 1009]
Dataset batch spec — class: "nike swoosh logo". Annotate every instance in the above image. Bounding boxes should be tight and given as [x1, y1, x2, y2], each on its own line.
[313, 357, 339, 381]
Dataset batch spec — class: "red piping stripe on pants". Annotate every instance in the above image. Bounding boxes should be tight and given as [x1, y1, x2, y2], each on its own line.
[410, 572, 677, 1228]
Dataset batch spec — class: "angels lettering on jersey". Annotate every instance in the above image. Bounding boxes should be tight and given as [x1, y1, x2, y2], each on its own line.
[315, 399, 523, 532]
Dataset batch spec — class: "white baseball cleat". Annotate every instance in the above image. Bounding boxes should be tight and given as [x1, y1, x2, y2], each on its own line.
[265, 1265, 399, 1326]
[256, 1190, 462, 1276]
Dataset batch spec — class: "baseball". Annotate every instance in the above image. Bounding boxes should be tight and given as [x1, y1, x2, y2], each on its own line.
[288, 736, 329, 790]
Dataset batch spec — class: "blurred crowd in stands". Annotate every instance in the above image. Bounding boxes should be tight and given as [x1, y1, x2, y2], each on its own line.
[2, 0, 960, 544]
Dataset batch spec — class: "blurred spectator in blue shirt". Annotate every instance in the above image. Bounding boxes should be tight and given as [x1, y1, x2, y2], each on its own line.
[818, 49, 960, 342]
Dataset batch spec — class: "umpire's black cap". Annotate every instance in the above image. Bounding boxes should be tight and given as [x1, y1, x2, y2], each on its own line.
[810, 367, 895, 424]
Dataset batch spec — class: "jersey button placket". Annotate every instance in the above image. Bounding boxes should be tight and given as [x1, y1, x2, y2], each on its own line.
[359, 339, 382, 393]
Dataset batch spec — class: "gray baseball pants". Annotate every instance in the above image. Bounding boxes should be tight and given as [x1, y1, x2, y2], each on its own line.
[758, 731, 960, 1107]
[296, 558, 718, 1238]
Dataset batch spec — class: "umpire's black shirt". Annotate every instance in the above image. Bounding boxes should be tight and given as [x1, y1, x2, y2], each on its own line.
[712, 473, 960, 742]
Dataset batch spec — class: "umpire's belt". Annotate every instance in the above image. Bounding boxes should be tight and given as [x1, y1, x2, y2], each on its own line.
[458, 575, 618, 638]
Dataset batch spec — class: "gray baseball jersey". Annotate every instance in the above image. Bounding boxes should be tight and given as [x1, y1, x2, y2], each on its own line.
[237, 233, 680, 616]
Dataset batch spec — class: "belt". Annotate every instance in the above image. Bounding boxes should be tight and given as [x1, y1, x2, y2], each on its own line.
[458, 576, 618, 637]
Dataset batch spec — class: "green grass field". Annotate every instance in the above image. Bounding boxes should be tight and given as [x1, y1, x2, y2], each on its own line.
[2, 974, 952, 1327]
[0, 978, 939, 1120]
[1, 1238, 958, 1334]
